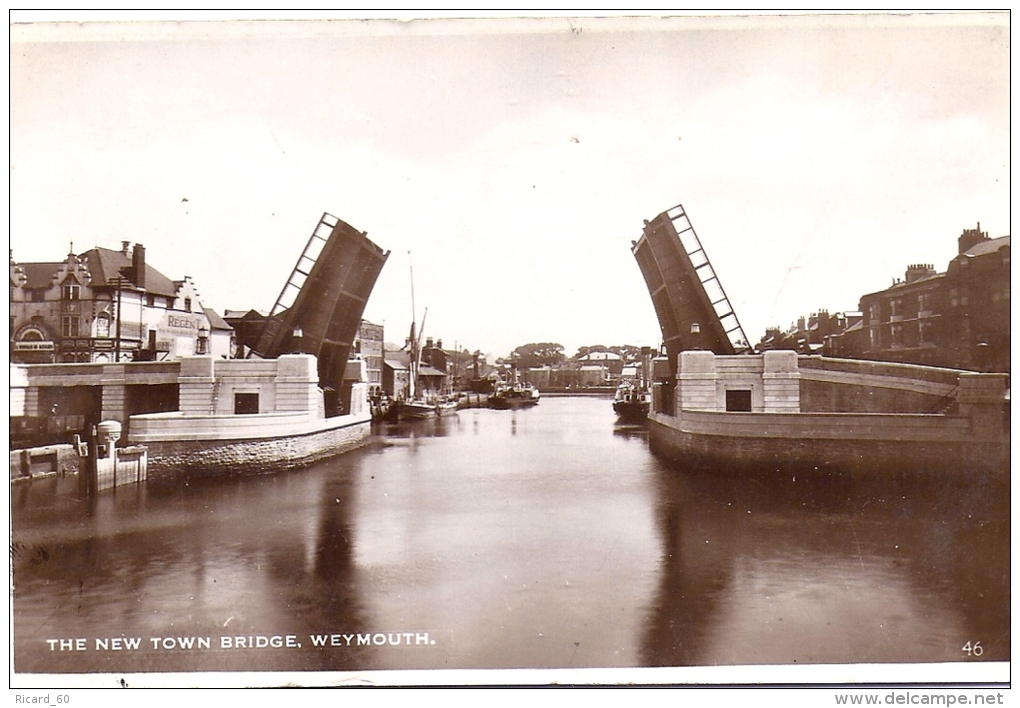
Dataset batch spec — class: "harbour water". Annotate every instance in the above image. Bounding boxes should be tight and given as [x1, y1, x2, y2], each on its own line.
[11, 396, 1009, 679]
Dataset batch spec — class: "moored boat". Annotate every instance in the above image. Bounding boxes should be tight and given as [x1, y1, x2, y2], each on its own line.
[613, 381, 650, 422]
[488, 382, 540, 410]
[398, 394, 459, 420]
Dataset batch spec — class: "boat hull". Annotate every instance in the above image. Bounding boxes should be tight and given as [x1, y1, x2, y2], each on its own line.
[613, 400, 650, 423]
[393, 399, 460, 421]
[488, 395, 539, 410]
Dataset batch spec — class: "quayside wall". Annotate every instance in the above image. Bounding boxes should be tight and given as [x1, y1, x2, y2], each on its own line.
[130, 413, 370, 480]
[127, 355, 371, 478]
[649, 352, 1009, 477]
[11, 354, 372, 480]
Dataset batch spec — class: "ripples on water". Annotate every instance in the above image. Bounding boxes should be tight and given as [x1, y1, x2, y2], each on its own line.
[11, 397, 1009, 678]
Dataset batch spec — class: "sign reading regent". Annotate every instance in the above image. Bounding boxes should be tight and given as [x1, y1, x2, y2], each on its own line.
[162, 312, 205, 334]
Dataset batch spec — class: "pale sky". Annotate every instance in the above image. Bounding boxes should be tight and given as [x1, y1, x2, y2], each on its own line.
[9, 12, 1010, 360]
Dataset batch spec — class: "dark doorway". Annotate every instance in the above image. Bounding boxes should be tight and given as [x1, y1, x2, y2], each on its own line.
[234, 392, 260, 415]
[725, 389, 752, 412]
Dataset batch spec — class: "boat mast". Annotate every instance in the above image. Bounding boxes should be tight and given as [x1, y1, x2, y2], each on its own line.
[409, 255, 417, 401]
[416, 308, 428, 400]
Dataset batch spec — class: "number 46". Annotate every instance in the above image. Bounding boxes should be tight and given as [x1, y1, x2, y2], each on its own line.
[962, 641, 983, 656]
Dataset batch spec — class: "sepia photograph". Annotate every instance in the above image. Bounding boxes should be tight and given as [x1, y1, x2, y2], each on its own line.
[8, 11, 1010, 694]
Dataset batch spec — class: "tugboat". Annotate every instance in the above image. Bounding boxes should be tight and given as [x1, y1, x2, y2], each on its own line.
[613, 381, 650, 423]
[488, 381, 541, 410]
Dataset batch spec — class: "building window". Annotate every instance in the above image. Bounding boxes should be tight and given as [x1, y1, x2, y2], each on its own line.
[919, 321, 934, 345]
[889, 298, 902, 318]
[31, 290, 44, 303]
[917, 292, 932, 314]
[184, 297, 192, 312]
[234, 392, 259, 415]
[890, 323, 903, 347]
[949, 288, 969, 308]
[725, 389, 752, 412]
[868, 303, 879, 323]
[869, 327, 881, 349]
[61, 316, 80, 338]
[62, 283, 81, 301]
[146, 293, 156, 307]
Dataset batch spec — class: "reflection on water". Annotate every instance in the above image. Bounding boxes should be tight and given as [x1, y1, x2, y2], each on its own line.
[643, 471, 1009, 666]
[11, 397, 1009, 678]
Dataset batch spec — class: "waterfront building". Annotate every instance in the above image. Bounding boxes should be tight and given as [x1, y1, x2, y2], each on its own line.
[576, 350, 624, 376]
[381, 346, 448, 399]
[755, 225, 1010, 373]
[420, 337, 448, 377]
[522, 365, 552, 390]
[383, 358, 410, 399]
[757, 311, 862, 355]
[353, 319, 385, 397]
[10, 243, 232, 365]
[846, 225, 1009, 373]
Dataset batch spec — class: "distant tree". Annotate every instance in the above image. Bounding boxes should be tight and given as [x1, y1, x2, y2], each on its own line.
[510, 342, 566, 369]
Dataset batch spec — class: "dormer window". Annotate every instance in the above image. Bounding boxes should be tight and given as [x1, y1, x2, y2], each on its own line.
[62, 283, 80, 301]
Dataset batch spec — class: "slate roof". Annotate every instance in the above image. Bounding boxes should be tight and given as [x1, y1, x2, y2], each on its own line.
[962, 235, 1010, 258]
[202, 306, 233, 331]
[418, 364, 447, 377]
[15, 262, 63, 289]
[78, 247, 179, 297]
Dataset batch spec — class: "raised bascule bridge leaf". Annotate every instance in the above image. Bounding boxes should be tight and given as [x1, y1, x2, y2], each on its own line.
[631, 203, 749, 381]
[251, 212, 390, 413]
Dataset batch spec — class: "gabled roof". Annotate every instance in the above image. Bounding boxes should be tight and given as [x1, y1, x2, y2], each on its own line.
[202, 306, 233, 331]
[224, 309, 269, 320]
[78, 247, 178, 297]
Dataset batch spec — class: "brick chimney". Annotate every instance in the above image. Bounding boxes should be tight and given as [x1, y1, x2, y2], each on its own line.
[905, 263, 936, 283]
[958, 222, 988, 255]
[132, 244, 146, 289]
